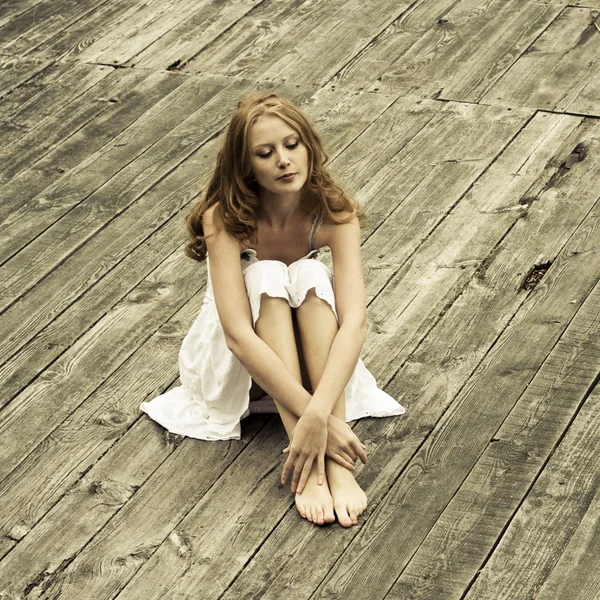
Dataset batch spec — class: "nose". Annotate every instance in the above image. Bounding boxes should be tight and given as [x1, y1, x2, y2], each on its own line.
[276, 148, 290, 168]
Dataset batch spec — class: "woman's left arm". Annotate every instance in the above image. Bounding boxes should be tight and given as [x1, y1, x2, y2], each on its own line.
[305, 213, 367, 419]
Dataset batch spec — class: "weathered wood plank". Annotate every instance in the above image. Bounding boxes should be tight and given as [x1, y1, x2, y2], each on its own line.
[56, 0, 224, 67]
[534, 445, 600, 600]
[62, 0, 264, 70]
[0, 68, 185, 187]
[0, 305, 269, 593]
[31, 0, 170, 62]
[0, 0, 47, 28]
[464, 381, 600, 600]
[0, 209, 192, 408]
[313, 94, 440, 195]
[0, 249, 203, 481]
[356, 102, 532, 301]
[178, 0, 334, 77]
[0, 304, 193, 559]
[181, 0, 409, 89]
[479, 6, 600, 116]
[361, 114, 597, 384]
[0, 71, 222, 263]
[218, 114, 597, 600]
[185, 0, 410, 89]
[333, 0, 565, 103]
[32, 417, 284, 600]
[0, 61, 109, 126]
[386, 279, 600, 599]
[324, 0, 460, 94]
[0, 0, 111, 56]
[0, 55, 54, 98]
[0, 74, 237, 309]
[0, 87, 394, 405]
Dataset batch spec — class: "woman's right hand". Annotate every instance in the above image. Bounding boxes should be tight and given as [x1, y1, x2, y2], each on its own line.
[325, 415, 367, 470]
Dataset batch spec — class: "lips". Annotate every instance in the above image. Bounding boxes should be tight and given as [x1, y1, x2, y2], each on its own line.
[278, 172, 296, 180]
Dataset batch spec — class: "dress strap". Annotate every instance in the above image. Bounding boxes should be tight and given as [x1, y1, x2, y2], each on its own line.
[308, 208, 324, 251]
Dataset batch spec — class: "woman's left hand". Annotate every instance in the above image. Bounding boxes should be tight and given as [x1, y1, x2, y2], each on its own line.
[281, 410, 328, 494]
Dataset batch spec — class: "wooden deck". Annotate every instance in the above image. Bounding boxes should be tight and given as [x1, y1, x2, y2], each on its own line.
[1, 0, 600, 598]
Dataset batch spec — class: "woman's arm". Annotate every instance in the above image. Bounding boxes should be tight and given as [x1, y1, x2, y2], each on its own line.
[202, 205, 313, 417]
[306, 212, 368, 419]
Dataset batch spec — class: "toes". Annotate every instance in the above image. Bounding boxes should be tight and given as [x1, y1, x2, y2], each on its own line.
[295, 496, 307, 520]
[335, 504, 353, 528]
[324, 507, 336, 524]
[317, 507, 325, 525]
[349, 505, 358, 525]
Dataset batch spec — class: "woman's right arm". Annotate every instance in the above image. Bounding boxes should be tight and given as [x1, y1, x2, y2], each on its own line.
[202, 205, 314, 418]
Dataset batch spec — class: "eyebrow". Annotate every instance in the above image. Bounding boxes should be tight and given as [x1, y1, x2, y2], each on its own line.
[252, 133, 298, 150]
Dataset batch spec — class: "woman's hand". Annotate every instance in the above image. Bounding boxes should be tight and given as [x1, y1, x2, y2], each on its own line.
[283, 414, 368, 476]
[281, 409, 328, 494]
[325, 415, 367, 470]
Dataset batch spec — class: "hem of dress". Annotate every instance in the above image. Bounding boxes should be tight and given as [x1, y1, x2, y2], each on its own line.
[139, 400, 241, 441]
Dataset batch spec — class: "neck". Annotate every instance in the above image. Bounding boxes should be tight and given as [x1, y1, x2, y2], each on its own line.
[257, 188, 307, 230]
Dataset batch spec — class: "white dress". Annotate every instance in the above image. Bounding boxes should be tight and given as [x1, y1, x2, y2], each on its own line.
[139, 210, 406, 440]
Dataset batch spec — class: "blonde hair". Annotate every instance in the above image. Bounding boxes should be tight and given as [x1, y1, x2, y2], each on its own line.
[185, 91, 365, 262]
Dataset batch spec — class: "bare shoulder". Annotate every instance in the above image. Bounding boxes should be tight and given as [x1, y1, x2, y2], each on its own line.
[201, 202, 220, 235]
[202, 203, 244, 253]
[319, 209, 360, 248]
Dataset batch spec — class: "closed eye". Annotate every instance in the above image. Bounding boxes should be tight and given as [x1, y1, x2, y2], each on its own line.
[258, 142, 299, 159]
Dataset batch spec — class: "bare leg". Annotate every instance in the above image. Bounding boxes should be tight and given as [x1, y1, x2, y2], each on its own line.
[254, 294, 335, 525]
[295, 289, 368, 527]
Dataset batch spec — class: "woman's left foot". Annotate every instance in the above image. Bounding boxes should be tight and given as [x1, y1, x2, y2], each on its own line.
[326, 459, 368, 527]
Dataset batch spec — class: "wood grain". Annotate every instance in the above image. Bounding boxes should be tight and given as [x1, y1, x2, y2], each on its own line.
[2, 1, 599, 598]
[480, 6, 600, 116]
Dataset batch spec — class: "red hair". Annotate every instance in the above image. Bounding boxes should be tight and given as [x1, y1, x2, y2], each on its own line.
[185, 91, 365, 262]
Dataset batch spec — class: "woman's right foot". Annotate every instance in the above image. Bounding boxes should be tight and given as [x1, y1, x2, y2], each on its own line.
[294, 462, 336, 526]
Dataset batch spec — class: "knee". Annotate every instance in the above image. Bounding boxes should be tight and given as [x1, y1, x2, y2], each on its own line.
[259, 293, 291, 311]
[243, 261, 291, 326]
[299, 287, 326, 306]
[288, 261, 338, 321]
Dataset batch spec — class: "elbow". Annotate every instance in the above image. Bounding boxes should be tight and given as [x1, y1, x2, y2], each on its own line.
[340, 317, 367, 341]
[224, 327, 254, 357]
[225, 332, 241, 356]
[359, 319, 367, 342]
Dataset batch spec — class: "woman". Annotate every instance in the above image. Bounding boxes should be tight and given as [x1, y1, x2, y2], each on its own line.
[140, 92, 405, 527]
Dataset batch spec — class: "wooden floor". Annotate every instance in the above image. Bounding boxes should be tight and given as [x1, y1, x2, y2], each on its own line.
[1, 0, 600, 598]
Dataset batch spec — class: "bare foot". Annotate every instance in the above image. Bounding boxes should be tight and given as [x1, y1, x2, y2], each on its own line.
[294, 462, 336, 526]
[326, 459, 368, 527]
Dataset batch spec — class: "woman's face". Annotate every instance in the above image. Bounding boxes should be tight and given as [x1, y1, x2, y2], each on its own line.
[248, 113, 309, 196]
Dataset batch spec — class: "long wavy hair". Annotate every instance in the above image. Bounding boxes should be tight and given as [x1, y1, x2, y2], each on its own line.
[185, 91, 366, 262]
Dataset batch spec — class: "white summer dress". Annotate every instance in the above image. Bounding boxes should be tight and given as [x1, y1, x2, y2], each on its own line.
[139, 209, 406, 440]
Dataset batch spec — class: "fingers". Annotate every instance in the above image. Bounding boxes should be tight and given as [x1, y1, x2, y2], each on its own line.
[281, 451, 296, 485]
[333, 453, 356, 471]
[294, 456, 314, 494]
[354, 440, 368, 464]
[317, 454, 326, 486]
